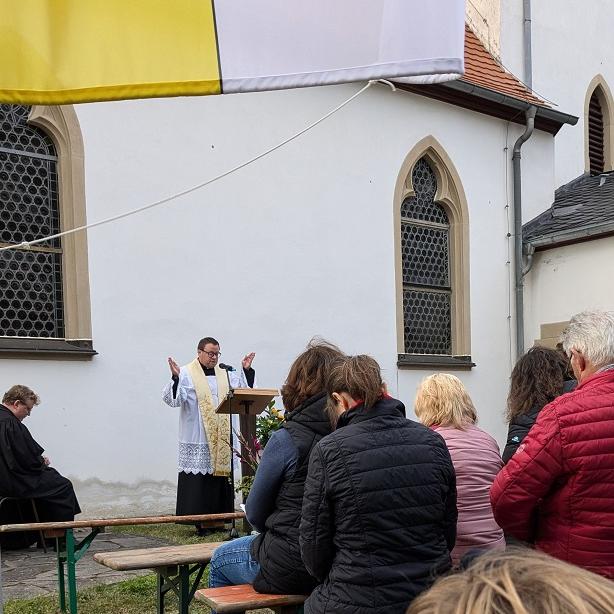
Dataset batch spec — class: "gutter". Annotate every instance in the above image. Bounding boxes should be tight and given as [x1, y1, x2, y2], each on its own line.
[525, 220, 614, 250]
[513, 107, 537, 360]
[441, 79, 578, 128]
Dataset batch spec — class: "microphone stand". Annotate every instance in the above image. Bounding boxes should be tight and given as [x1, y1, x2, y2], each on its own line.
[220, 364, 240, 540]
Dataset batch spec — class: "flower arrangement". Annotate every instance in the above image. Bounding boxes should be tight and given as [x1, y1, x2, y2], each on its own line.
[257, 402, 285, 448]
[232, 400, 285, 498]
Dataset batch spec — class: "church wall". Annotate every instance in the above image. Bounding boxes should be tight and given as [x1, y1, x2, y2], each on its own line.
[0, 85, 554, 514]
[466, 0, 501, 59]
[502, 0, 614, 187]
[524, 238, 614, 350]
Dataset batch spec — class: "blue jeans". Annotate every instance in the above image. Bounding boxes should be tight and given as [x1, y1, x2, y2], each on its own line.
[208, 534, 260, 588]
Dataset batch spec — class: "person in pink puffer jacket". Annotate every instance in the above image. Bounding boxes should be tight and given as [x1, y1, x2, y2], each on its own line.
[415, 374, 504, 565]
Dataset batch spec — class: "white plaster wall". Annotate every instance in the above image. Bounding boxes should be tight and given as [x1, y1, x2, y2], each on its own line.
[503, 0, 614, 188]
[499, 1, 524, 83]
[524, 238, 614, 347]
[0, 85, 554, 514]
[518, 129, 556, 223]
[530, 0, 614, 187]
[467, 0, 501, 58]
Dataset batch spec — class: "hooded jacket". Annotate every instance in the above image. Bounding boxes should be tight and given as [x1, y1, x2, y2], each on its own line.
[300, 397, 457, 613]
[251, 392, 331, 594]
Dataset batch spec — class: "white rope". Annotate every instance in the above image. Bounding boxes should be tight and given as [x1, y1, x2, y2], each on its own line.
[0, 81, 378, 253]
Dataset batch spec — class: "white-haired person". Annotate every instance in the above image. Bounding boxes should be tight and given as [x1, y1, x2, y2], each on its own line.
[491, 309, 614, 579]
[406, 547, 614, 614]
[415, 374, 504, 566]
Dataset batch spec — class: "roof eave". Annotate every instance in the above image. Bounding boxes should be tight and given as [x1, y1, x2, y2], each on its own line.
[525, 220, 614, 251]
[443, 79, 578, 133]
[395, 79, 578, 135]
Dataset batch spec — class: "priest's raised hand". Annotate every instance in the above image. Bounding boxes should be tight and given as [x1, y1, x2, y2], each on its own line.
[168, 357, 180, 378]
[242, 352, 256, 371]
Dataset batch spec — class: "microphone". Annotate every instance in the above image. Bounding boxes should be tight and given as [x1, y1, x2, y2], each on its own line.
[219, 363, 236, 372]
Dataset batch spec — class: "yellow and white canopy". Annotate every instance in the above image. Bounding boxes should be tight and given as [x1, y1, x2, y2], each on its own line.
[0, 0, 465, 105]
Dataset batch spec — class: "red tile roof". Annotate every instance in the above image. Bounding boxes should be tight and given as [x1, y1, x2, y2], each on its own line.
[463, 25, 547, 107]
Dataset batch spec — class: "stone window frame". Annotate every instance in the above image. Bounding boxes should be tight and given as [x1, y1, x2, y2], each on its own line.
[394, 136, 472, 369]
[0, 105, 95, 358]
[584, 75, 614, 175]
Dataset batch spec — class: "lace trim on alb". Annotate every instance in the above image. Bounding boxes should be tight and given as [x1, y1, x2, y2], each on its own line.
[178, 442, 214, 475]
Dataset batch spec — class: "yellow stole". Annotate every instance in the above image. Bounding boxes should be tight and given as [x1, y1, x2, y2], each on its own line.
[186, 359, 231, 477]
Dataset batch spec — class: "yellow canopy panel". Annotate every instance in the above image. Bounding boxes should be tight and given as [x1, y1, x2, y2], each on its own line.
[1, 0, 221, 103]
[0, 0, 465, 105]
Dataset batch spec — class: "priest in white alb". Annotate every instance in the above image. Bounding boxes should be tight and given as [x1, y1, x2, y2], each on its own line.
[162, 336, 255, 535]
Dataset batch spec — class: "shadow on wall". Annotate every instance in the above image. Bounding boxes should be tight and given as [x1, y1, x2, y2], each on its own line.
[68, 477, 176, 518]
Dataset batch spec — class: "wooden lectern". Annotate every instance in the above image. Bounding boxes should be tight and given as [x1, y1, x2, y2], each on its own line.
[216, 387, 279, 537]
[216, 388, 279, 416]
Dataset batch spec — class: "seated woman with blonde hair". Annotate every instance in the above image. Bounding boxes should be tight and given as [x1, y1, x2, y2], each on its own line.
[415, 373, 504, 565]
[407, 548, 614, 614]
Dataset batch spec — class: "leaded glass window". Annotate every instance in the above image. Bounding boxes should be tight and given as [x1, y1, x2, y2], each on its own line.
[401, 158, 451, 354]
[0, 104, 65, 338]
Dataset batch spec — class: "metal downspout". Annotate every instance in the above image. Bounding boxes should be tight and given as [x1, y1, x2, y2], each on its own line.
[524, 0, 533, 90]
[513, 106, 537, 359]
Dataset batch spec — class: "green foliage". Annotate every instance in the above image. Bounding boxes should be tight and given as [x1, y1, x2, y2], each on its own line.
[255, 401, 285, 448]
[233, 401, 285, 498]
[5, 574, 211, 613]
[109, 522, 228, 546]
[235, 474, 255, 498]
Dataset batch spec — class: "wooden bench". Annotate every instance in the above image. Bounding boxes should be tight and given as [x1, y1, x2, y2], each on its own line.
[195, 584, 306, 614]
[95, 541, 223, 614]
[0, 512, 245, 614]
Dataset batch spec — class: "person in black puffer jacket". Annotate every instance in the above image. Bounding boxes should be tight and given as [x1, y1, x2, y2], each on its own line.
[300, 355, 457, 614]
[208, 339, 345, 595]
[502, 346, 576, 464]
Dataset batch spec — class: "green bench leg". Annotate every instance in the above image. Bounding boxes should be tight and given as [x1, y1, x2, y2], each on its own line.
[156, 572, 165, 614]
[178, 564, 190, 614]
[56, 538, 67, 613]
[55, 527, 101, 614]
[154, 563, 205, 613]
[66, 529, 78, 614]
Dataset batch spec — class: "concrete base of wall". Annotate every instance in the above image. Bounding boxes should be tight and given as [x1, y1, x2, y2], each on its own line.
[69, 477, 176, 518]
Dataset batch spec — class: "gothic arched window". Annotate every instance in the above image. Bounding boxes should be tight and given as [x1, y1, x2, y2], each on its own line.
[0, 104, 93, 357]
[585, 77, 614, 176]
[588, 90, 605, 175]
[400, 158, 451, 355]
[0, 104, 64, 338]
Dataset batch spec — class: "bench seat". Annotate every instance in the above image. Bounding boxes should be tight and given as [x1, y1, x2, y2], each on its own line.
[195, 584, 306, 613]
[93, 541, 223, 571]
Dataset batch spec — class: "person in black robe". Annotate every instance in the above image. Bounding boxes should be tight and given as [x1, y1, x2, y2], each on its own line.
[0, 385, 80, 549]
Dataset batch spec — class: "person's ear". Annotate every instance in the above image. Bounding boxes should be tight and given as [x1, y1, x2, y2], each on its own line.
[576, 352, 587, 374]
[332, 392, 348, 411]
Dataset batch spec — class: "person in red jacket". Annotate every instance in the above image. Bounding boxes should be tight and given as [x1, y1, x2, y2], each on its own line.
[490, 309, 614, 579]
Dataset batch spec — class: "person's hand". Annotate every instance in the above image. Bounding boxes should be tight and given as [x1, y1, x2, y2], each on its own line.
[168, 357, 180, 378]
[42, 456, 50, 466]
[242, 352, 256, 370]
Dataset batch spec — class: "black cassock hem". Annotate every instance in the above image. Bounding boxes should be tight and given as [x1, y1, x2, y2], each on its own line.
[175, 471, 233, 517]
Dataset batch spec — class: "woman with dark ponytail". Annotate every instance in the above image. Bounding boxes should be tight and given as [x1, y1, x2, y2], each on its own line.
[503, 346, 575, 463]
[299, 355, 457, 614]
